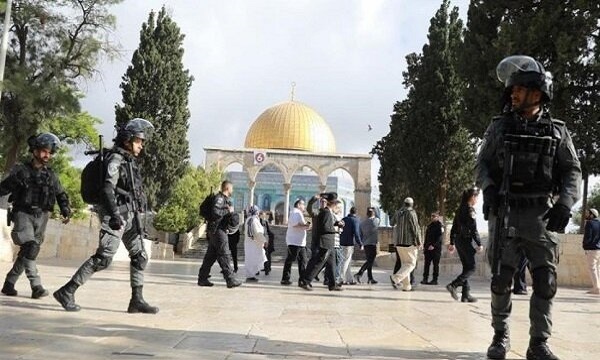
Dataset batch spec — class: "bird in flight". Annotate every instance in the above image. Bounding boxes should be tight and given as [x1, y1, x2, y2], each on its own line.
[367, 124, 373, 131]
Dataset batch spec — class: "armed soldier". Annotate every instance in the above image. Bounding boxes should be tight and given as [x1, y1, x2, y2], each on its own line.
[54, 118, 159, 314]
[477, 55, 581, 360]
[1, 133, 71, 299]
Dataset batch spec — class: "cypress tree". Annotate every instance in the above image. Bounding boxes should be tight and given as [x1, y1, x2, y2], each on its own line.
[115, 6, 193, 209]
[374, 0, 475, 220]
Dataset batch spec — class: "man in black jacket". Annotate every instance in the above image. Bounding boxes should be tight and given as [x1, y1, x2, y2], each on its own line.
[300, 193, 343, 291]
[422, 212, 443, 285]
[197, 180, 241, 288]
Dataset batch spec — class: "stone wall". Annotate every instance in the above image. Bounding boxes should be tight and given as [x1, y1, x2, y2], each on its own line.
[375, 227, 591, 287]
[0, 208, 174, 264]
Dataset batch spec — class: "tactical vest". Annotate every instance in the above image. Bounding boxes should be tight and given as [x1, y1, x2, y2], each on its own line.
[111, 148, 145, 209]
[499, 113, 560, 195]
[12, 164, 57, 211]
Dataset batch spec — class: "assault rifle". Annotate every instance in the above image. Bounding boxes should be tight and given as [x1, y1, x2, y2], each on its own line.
[492, 142, 516, 277]
[126, 159, 146, 245]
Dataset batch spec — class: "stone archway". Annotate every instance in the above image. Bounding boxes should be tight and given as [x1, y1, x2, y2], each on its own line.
[205, 147, 372, 224]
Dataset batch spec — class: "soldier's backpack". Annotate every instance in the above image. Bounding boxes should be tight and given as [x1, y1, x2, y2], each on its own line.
[199, 192, 217, 221]
[80, 136, 108, 205]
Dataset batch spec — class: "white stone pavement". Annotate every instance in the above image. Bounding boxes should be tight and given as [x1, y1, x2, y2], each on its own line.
[0, 259, 599, 360]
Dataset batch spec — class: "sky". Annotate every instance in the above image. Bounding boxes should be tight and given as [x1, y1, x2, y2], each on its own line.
[78, 0, 597, 232]
[79, 0, 470, 166]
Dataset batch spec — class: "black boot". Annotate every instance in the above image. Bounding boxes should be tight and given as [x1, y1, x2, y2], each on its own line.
[446, 282, 459, 301]
[128, 286, 159, 314]
[31, 285, 49, 299]
[53, 280, 81, 312]
[420, 276, 428, 285]
[461, 286, 477, 303]
[526, 338, 560, 360]
[226, 278, 242, 288]
[487, 331, 510, 359]
[1, 280, 17, 296]
[428, 277, 438, 285]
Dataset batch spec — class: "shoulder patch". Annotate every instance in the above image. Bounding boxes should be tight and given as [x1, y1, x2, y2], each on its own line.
[107, 161, 120, 177]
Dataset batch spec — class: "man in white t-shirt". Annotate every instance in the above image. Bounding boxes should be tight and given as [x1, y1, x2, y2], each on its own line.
[281, 199, 311, 285]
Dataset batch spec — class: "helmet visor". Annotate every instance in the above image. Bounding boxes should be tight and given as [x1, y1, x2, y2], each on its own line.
[35, 133, 61, 153]
[496, 55, 543, 86]
[124, 118, 155, 140]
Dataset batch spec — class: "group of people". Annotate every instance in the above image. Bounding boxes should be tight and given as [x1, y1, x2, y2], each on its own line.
[280, 193, 381, 291]
[0, 54, 593, 360]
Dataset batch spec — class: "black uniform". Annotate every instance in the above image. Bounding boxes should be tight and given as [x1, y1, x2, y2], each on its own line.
[197, 192, 238, 286]
[1, 162, 70, 298]
[422, 219, 443, 284]
[302, 207, 339, 290]
[448, 205, 481, 299]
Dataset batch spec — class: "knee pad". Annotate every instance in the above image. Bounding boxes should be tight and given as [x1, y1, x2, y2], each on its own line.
[491, 266, 514, 295]
[91, 254, 112, 272]
[130, 250, 148, 271]
[19, 241, 41, 260]
[531, 267, 557, 300]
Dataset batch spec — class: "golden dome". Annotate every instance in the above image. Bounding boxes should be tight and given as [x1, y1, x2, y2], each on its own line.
[244, 101, 336, 153]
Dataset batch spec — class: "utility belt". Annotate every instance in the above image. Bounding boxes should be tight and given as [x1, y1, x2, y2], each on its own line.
[503, 196, 549, 208]
[13, 205, 47, 217]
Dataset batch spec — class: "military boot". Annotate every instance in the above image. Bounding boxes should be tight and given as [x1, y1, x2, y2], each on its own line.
[486, 331, 510, 359]
[428, 277, 438, 285]
[226, 278, 242, 288]
[53, 280, 81, 312]
[31, 285, 49, 299]
[128, 286, 159, 314]
[445, 282, 459, 300]
[461, 286, 477, 303]
[526, 338, 560, 360]
[1, 281, 17, 296]
[420, 276, 428, 285]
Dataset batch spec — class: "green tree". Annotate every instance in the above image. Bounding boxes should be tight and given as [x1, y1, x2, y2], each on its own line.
[0, 0, 121, 172]
[374, 0, 475, 220]
[460, 1, 600, 231]
[115, 6, 193, 210]
[153, 166, 222, 233]
[572, 184, 600, 229]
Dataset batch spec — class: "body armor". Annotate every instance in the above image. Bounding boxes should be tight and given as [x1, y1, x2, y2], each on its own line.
[498, 113, 560, 197]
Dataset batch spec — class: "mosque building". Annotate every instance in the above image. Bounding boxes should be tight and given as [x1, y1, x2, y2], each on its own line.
[204, 95, 373, 225]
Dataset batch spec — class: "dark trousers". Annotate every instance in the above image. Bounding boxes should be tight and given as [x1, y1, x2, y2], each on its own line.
[281, 245, 308, 282]
[357, 244, 377, 280]
[423, 249, 441, 280]
[394, 249, 416, 285]
[451, 241, 476, 289]
[303, 247, 335, 288]
[264, 250, 273, 273]
[227, 234, 239, 272]
[198, 230, 234, 282]
[513, 253, 529, 293]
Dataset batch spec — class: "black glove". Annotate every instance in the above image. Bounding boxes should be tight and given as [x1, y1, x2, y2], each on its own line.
[60, 207, 71, 219]
[108, 216, 123, 230]
[482, 186, 498, 221]
[543, 204, 571, 233]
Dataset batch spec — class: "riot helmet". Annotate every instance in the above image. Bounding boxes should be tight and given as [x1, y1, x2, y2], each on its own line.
[27, 133, 61, 154]
[496, 55, 553, 102]
[115, 118, 154, 145]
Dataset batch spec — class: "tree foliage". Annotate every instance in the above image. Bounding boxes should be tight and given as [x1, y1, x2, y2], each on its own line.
[461, 0, 600, 231]
[153, 166, 222, 233]
[115, 6, 193, 210]
[374, 0, 475, 221]
[0, 0, 121, 172]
